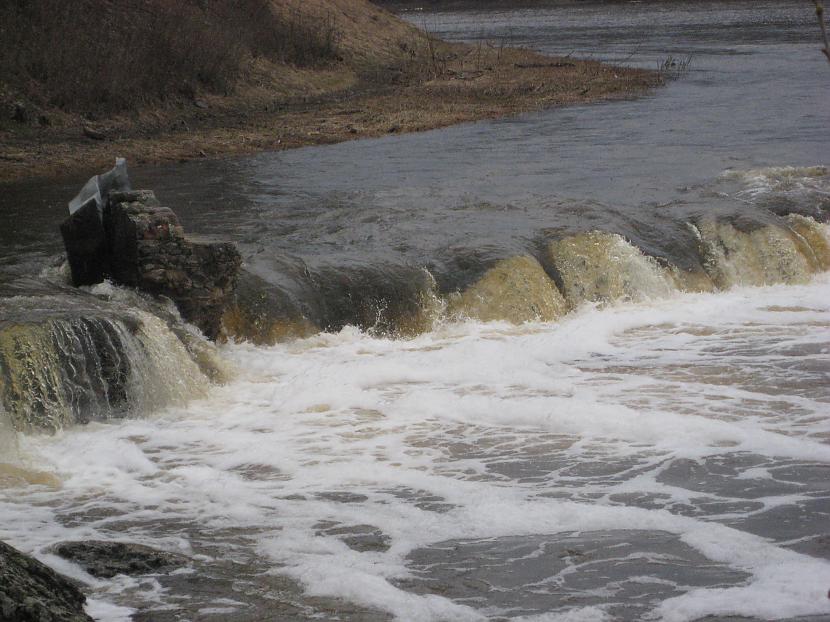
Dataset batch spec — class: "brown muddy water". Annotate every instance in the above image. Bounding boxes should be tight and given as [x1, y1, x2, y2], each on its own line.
[0, 1, 829, 621]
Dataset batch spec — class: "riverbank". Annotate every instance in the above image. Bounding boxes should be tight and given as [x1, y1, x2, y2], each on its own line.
[0, 0, 659, 183]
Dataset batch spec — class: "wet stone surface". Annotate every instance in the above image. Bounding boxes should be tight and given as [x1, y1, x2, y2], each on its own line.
[51, 540, 188, 579]
[0, 540, 93, 622]
[316, 491, 370, 504]
[378, 487, 457, 514]
[314, 522, 392, 553]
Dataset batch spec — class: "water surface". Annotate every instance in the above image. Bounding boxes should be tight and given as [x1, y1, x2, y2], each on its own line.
[1, 1, 829, 621]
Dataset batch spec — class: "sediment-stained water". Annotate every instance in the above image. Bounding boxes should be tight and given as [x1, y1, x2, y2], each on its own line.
[3, 279, 830, 621]
[1, 1, 829, 620]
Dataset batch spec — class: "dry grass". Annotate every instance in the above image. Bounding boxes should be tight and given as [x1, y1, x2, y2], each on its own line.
[0, 0, 340, 115]
[0, 0, 661, 182]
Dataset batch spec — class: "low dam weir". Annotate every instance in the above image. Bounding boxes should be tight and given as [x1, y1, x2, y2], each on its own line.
[219, 209, 830, 345]
[0, 288, 211, 432]
[1, 203, 828, 434]
[1, 0, 830, 613]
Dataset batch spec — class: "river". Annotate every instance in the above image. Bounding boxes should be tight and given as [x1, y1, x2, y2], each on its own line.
[1, 1, 829, 620]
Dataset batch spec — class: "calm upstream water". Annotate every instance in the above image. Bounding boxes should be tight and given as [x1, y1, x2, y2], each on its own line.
[2, 1, 830, 620]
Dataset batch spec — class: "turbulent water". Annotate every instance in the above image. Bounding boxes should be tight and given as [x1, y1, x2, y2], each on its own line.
[1, 1, 830, 621]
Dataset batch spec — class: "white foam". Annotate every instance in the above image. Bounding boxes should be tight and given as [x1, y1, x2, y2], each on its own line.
[512, 607, 613, 622]
[2, 276, 830, 620]
[719, 165, 829, 200]
[85, 599, 135, 622]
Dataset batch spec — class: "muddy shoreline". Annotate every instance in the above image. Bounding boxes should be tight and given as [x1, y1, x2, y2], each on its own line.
[0, 46, 659, 184]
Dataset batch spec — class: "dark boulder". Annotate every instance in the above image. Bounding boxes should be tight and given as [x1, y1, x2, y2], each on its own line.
[0, 540, 93, 622]
[59, 198, 109, 287]
[51, 541, 187, 579]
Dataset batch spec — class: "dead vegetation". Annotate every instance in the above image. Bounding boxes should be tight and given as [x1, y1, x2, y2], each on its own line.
[815, 1, 830, 63]
[0, 0, 660, 182]
[657, 54, 693, 79]
[0, 0, 341, 116]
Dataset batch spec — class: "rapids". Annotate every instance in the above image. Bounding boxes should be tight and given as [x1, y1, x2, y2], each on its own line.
[1, 1, 830, 621]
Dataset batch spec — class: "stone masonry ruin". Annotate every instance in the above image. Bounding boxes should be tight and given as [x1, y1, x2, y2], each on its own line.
[59, 160, 242, 340]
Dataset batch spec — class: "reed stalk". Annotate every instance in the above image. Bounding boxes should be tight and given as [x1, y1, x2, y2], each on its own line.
[815, 1, 830, 63]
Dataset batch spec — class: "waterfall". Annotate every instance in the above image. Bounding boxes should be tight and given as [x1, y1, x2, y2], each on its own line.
[0, 300, 209, 433]
[545, 231, 678, 308]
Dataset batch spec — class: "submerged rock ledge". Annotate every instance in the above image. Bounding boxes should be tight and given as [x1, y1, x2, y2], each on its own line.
[220, 213, 830, 346]
[51, 541, 188, 580]
[2, 187, 829, 432]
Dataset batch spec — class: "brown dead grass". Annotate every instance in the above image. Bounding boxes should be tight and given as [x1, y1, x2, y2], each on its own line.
[0, 0, 341, 115]
[0, 0, 660, 183]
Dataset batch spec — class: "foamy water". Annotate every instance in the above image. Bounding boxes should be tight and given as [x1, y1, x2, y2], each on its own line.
[1, 1, 830, 619]
[3, 274, 829, 621]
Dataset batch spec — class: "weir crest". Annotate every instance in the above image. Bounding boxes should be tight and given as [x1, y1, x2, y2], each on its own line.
[2, 208, 829, 433]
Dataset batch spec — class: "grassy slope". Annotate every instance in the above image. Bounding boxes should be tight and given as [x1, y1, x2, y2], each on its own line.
[0, 0, 660, 182]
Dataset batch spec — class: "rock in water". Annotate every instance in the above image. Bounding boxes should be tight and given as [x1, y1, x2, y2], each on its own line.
[51, 541, 187, 579]
[105, 190, 241, 340]
[0, 540, 93, 622]
[60, 160, 242, 340]
[59, 197, 109, 287]
[60, 183, 242, 340]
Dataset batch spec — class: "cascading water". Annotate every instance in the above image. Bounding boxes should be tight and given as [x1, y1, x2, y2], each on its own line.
[1, 2, 830, 621]
[0, 293, 212, 433]
[220, 213, 829, 338]
[787, 213, 830, 272]
[692, 219, 814, 289]
[448, 255, 567, 323]
[545, 231, 681, 307]
[3, 176, 829, 435]
[0, 401, 18, 462]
